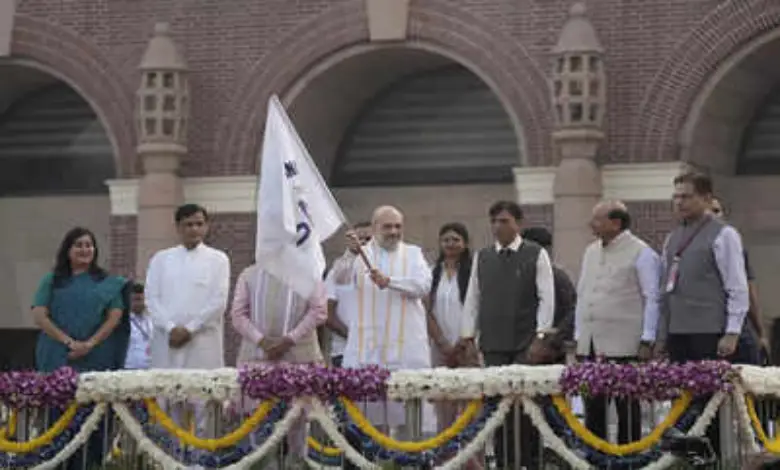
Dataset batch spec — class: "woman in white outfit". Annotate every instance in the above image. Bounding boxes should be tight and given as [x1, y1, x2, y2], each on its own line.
[426, 222, 482, 469]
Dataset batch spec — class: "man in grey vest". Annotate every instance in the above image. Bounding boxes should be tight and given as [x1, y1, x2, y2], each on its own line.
[576, 201, 661, 445]
[656, 171, 749, 456]
[461, 200, 555, 469]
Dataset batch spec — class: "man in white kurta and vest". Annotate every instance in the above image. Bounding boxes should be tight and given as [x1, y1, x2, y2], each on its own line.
[460, 200, 555, 469]
[230, 264, 327, 469]
[330, 205, 432, 437]
[576, 200, 661, 446]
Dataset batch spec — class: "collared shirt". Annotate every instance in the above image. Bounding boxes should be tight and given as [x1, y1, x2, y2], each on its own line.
[124, 311, 152, 370]
[461, 235, 555, 337]
[573, 230, 662, 342]
[660, 223, 749, 334]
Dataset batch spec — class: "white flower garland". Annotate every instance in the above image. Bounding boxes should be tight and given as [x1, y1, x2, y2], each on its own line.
[31, 403, 107, 470]
[112, 400, 304, 470]
[70, 365, 780, 402]
[732, 383, 762, 454]
[387, 365, 564, 400]
[76, 369, 240, 403]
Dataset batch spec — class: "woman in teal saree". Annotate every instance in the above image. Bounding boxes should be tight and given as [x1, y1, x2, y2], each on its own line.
[31, 227, 130, 469]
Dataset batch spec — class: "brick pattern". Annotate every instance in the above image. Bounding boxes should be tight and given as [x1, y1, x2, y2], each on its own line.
[627, 201, 676, 251]
[109, 216, 137, 278]
[16, 0, 775, 175]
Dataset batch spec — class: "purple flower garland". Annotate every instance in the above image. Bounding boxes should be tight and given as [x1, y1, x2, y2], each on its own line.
[238, 364, 390, 401]
[0, 367, 78, 408]
[559, 360, 734, 400]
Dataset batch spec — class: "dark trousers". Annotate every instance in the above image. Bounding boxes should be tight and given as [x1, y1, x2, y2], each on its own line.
[580, 355, 642, 444]
[483, 351, 539, 469]
[667, 333, 721, 458]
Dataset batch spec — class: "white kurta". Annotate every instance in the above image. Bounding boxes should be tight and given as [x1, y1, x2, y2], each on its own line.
[342, 241, 432, 370]
[146, 244, 230, 370]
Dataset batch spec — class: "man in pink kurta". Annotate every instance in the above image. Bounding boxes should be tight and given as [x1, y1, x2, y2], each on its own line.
[230, 264, 327, 466]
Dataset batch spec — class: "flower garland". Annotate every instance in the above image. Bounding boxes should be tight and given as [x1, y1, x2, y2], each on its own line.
[112, 399, 305, 470]
[76, 368, 240, 403]
[387, 364, 565, 400]
[239, 364, 390, 401]
[0, 403, 79, 453]
[0, 368, 78, 408]
[143, 398, 275, 451]
[132, 400, 288, 467]
[550, 392, 692, 455]
[341, 398, 481, 453]
[560, 360, 733, 400]
[523, 392, 726, 470]
[0, 404, 104, 468]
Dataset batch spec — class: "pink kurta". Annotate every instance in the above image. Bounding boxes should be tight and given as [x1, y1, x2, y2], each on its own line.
[230, 265, 326, 365]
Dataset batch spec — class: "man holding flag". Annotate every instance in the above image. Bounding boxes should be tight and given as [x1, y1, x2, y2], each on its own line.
[229, 95, 342, 468]
[330, 205, 433, 437]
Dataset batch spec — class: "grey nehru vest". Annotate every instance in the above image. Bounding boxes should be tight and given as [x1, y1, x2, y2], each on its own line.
[660, 216, 727, 337]
[476, 242, 541, 353]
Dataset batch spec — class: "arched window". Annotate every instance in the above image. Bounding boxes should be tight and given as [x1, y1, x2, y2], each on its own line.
[0, 82, 115, 196]
[333, 65, 519, 187]
[737, 85, 780, 175]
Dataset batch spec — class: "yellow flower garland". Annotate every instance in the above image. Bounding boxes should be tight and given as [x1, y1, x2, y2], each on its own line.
[0, 409, 17, 439]
[144, 399, 274, 452]
[0, 403, 79, 453]
[551, 392, 693, 456]
[745, 395, 780, 453]
[307, 436, 343, 457]
[340, 398, 481, 453]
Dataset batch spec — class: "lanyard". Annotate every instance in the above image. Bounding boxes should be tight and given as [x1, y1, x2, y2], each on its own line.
[674, 216, 712, 259]
[130, 315, 151, 341]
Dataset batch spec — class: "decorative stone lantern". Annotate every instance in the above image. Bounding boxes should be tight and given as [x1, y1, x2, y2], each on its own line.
[137, 22, 189, 151]
[550, 3, 606, 280]
[551, 2, 605, 130]
[135, 22, 187, 277]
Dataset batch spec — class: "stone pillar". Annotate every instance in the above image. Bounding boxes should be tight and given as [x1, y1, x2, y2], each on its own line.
[550, 3, 606, 279]
[134, 23, 189, 277]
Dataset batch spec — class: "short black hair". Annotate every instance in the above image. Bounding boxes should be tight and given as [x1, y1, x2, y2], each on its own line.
[607, 208, 632, 231]
[488, 200, 524, 221]
[354, 221, 371, 229]
[521, 227, 552, 250]
[673, 171, 713, 196]
[131, 282, 145, 294]
[175, 204, 208, 223]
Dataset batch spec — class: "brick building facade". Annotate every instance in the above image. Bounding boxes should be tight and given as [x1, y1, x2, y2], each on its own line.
[1, 0, 779, 366]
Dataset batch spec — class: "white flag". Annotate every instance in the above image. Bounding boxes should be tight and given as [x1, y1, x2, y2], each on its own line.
[255, 95, 346, 299]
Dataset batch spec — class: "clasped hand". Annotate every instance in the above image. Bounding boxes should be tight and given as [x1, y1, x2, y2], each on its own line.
[169, 326, 192, 349]
[67, 339, 95, 360]
[259, 336, 295, 360]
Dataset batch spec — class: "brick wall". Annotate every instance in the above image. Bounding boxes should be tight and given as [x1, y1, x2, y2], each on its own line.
[109, 216, 137, 278]
[14, 0, 780, 176]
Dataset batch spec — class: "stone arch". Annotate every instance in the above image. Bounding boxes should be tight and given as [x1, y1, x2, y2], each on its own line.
[632, 0, 780, 162]
[9, 15, 137, 176]
[217, 0, 552, 174]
